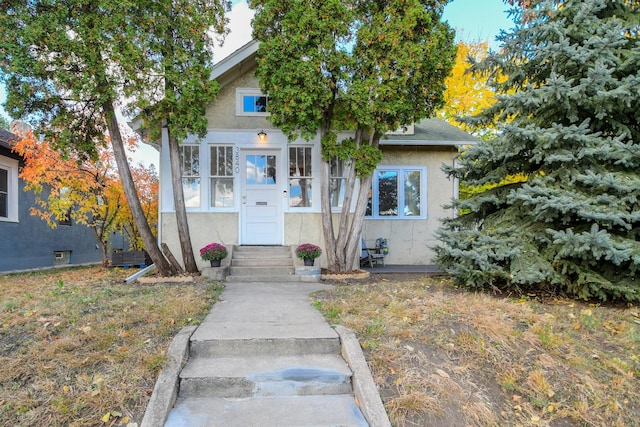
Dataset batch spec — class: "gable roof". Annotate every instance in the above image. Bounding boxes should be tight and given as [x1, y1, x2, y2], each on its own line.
[211, 41, 477, 148]
[382, 118, 478, 147]
[0, 128, 18, 150]
[210, 40, 259, 88]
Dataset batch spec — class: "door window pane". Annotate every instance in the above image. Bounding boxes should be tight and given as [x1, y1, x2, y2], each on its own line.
[246, 154, 277, 185]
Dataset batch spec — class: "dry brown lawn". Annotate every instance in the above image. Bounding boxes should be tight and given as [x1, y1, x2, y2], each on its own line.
[2, 267, 638, 427]
[314, 274, 640, 427]
[0, 266, 222, 427]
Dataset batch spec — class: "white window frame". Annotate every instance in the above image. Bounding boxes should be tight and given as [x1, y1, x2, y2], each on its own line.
[366, 166, 427, 220]
[288, 145, 314, 209]
[0, 157, 19, 223]
[208, 144, 236, 209]
[235, 88, 269, 117]
[329, 156, 349, 211]
[179, 144, 201, 209]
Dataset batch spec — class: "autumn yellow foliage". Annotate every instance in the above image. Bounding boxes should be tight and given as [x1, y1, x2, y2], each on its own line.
[437, 41, 497, 131]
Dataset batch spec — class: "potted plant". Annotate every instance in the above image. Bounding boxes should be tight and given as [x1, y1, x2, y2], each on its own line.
[295, 243, 322, 266]
[200, 242, 228, 267]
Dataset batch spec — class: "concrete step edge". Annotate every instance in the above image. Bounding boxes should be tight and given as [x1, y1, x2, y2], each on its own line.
[225, 275, 300, 282]
[181, 354, 352, 379]
[179, 355, 354, 398]
[229, 268, 295, 276]
[233, 246, 291, 253]
[165, 395, 369, 427]
[231, 259, 294, 266]
[189, 337, 341, 358]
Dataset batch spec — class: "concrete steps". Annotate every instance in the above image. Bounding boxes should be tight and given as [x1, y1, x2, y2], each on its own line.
[167, 395, 369, 427]
[179, 354, 353, 398]
[163, 282, 369, 427]
[226, 245, 297, 282]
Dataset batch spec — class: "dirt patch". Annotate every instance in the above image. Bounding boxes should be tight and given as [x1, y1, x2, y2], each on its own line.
[137, 275, 195, 284]
[321, 269, 370, 281]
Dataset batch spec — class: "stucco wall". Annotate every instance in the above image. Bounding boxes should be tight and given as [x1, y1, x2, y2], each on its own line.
[160, 62, 459, 267]
[161, 144, 457, 268]
[161, 212, 238, 270]
[362, 145, 457, 265]
[205, 68, 271, 130]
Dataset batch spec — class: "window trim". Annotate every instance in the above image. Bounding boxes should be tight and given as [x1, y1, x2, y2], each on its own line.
[0, 157, 19, 223]
[235, 88, 270, 117]
[288, 145, 314, 210]
[208, 144, 236, 209]
[329, 156, 349, 211]
[179, 144, 201, 209]
[366, 166, 427, 220]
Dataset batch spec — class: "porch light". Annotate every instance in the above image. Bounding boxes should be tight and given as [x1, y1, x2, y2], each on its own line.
[257, 130, 267, 142]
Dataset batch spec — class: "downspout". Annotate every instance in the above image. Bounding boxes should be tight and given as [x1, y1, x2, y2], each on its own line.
[453, 153, 460, 219]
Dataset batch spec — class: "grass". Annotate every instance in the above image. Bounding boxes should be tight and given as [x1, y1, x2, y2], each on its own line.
[313, 275, 640, 427]
[0, 266, 222, 427]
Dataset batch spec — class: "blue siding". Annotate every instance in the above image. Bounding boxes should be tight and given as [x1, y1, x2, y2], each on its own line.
[0, 175, 102, 272]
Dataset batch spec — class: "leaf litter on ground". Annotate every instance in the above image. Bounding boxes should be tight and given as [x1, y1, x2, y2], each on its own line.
[313, 274, 640, 427]
[0, 266, 222, 427]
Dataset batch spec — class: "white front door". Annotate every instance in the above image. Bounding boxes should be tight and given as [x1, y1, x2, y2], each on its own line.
[240, 150, 282, 245]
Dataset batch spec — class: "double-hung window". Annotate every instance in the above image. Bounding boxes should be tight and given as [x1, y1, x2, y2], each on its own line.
[179, 145, 200, 208]
[0, 167, 8, 219]
[330, 157, 348, 209]
[209, 145, 235, 207]
[366, 167, 426, 219]
[288, 146, 312, 207]
[0, 159, 19, 222]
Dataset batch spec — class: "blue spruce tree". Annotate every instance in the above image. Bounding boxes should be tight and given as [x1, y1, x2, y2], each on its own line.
[435, 0, 640, 301]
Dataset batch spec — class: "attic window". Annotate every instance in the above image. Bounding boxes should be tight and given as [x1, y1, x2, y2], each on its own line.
[236, 88, 269, 116]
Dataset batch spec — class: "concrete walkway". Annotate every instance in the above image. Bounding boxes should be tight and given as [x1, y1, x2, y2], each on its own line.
[142, 281, 390, 427]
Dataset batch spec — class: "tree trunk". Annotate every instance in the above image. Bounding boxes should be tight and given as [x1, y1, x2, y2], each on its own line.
[167, 130, 198, 273]
[99, 239, 110, 268]
[320, 155, 340, 270]
[322, 130, 379, 273]
[162, 242, 184, 273]
[345, 173, 374, 269]
[102, 101, 177, 276]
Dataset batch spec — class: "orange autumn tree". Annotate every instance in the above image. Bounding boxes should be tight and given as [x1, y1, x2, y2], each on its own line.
[13, 131, 158, 266]
[119, 163, 159, 252]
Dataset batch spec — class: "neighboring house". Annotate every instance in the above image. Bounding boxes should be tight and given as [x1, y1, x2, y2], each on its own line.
[149, 41, 477, 269]
[0, 127, 103, 273]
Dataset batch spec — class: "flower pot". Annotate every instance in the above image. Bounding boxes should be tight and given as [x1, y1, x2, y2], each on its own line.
[304, 258, 315, 266]
[210, 259, 221, 267]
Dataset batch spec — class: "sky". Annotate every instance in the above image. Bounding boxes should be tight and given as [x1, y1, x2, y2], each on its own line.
[0, 0, 515, 165]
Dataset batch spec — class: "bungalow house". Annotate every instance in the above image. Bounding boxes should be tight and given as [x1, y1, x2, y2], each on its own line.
[0, 127, 103, 272]
[151, 41, 477, 270]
